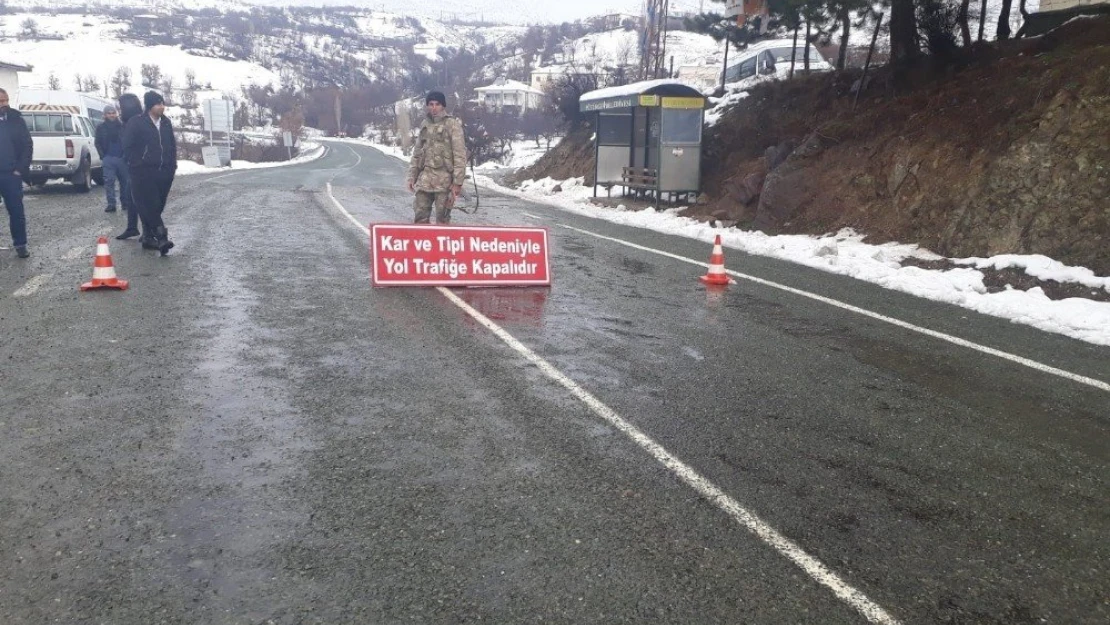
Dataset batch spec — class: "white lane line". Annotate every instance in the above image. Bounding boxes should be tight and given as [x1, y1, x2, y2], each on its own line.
[324, 182, 902, 625]
[522, 212, 542, 220]
[559, 224, 1110, 393]
[206, 171, 241, 182]
[343, 144, 363, 170]
[13, 273, 53, 298]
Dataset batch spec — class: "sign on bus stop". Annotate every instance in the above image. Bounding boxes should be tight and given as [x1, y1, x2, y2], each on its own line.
[371, 224, 550, 287]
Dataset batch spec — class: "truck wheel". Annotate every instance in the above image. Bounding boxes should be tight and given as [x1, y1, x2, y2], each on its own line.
[73, 159, 91, 192]
[91, 168, 104, 186]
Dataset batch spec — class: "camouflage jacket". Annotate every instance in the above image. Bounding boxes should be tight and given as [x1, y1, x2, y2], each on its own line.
[407, 113, 466, 192]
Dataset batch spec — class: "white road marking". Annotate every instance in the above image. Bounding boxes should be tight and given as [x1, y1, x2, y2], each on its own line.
[13, 273, 52, 298]
[325, 181, 902, 625]
[522, 212, 542, 220]
[206, 171, 240, 182]
[560, 224, 1110, 393]
[343, 144, 363, 169]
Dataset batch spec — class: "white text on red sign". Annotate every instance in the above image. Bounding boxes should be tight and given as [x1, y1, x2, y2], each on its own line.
[371, 224, 551, 287]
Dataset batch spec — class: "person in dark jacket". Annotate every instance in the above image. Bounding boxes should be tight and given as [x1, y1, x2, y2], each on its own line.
[113, 93, 144, 240]
[95, 104, 132, 214]
[0, 87, 32, 258]
[123, 90, 176, 255]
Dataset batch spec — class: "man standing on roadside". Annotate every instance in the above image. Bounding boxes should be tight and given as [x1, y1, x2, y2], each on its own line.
[0, 87, 32, 259]
[123, 91, 176, 255]
[95, 104, 132, 215]
[113, 93, 144, 241]
[406, 91, 466, 224]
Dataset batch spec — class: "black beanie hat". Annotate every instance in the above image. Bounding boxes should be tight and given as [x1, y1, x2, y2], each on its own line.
[425, 91, 446, 106]
[143, 90, 165, 110]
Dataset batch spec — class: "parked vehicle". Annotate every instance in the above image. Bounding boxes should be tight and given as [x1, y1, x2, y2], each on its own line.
[15, 90, 114, 190]
[723, 38, 834, 87]
[20, 107, 102, 191]
[17, 88, 114, 124]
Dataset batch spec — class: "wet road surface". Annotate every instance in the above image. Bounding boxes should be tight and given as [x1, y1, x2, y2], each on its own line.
[0, 141, 1106, 624]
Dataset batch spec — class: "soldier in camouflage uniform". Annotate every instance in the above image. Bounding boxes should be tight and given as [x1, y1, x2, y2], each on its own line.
[406, 91, 467, 224]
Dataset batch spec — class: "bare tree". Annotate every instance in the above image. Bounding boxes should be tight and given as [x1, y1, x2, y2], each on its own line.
[957, 0, 973, 46]
[996, 0, 1013, 40]
[279, 105, 305, 141]
[73, 74, 85, 91]
[19, 17, 37, 39]
[889, 0, 920, 68]
[140, 63, 162, 88]
[184, 68, 198, 90]
[110, 66, 132, 98]
[160, 76, 175, 105]
[85, 75, 100, 93]
[48, 72, 61, 90]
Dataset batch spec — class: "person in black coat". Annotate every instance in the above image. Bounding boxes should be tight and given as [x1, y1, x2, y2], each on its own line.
[123, 90, 176, 255]
[0, 87, 33, 258]
[111, 93, 144, 240]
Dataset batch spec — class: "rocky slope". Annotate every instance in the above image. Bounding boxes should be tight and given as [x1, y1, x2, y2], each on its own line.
[518, 17, 1109, 275]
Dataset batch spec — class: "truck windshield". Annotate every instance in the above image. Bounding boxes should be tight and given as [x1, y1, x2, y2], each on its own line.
[25, 113, 74, 135]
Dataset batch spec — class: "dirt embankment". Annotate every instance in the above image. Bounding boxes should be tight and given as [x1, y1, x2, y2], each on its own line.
[517, 17, 1110, 275]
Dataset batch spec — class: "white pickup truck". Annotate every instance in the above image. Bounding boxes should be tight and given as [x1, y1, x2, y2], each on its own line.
[20, 106, 104, 192]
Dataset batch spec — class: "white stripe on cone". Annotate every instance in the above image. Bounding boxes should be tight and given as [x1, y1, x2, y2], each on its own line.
[92, 265, 117, 280]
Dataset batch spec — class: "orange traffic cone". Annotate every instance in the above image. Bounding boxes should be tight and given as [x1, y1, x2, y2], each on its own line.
[80, 236, 129, 291]
[699, 234, 732, 286]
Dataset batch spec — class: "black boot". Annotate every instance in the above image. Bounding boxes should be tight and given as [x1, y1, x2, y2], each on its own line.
[156, 226, 174, 256]
[140, 233, 160, 250]
[116, 228, 141, 240]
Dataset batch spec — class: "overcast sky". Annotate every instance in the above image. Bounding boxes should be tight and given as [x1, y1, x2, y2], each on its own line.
[247, 0, 690, 25]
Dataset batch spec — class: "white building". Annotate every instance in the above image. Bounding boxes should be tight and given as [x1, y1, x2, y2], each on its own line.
[530, 65, 610, 90]
[529, 66, 565, 90]
[413, 42, 442, 61]
[0, 60, 33, 105]
[475, 78, 546, 112]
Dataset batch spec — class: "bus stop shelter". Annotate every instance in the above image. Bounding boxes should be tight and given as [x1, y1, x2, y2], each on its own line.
[579, 79, 708, 203]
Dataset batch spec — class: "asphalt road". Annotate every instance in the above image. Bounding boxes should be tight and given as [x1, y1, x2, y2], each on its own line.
[0, 141, 1106, 624]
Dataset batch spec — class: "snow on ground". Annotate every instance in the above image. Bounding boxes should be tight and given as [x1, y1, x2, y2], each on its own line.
[361, 139, 1110, 347]
[4, 0, 250, 10]
[338, 136, 550, 170]
[176, 141, 325, 175]
[1, 14, 280, 99]
[567, 28, 721, 71]
[706, 90, 750, 125]
[475, 140, 555, 170]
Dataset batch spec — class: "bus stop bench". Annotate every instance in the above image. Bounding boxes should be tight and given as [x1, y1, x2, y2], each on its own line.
[621, 166, 658, 191]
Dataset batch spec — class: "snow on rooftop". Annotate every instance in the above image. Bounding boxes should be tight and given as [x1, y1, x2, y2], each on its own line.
[476, 78, 545, 94]
[580, 79, 695, 102]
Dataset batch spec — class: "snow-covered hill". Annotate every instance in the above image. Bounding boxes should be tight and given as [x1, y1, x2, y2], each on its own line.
[0, 13, 278, 100]
[0, 1, 722, 109]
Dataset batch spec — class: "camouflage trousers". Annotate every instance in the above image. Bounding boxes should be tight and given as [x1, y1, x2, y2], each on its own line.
[413, 190, 452, 224]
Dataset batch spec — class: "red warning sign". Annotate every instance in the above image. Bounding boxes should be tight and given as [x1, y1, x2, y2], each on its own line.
[371, 224, 551, 287]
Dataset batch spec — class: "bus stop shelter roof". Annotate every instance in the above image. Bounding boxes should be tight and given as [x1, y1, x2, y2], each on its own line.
[579, 79, 705, 112]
